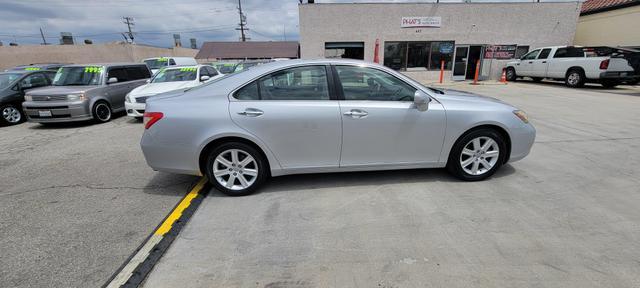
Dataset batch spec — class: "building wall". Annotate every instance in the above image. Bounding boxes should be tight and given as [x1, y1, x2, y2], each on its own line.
[299, 2, 581, 81]
[575, 5, 640, 47]
[0, 43, 198, 71]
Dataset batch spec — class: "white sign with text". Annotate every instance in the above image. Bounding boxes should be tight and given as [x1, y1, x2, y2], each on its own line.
[401, 17, 441, 28]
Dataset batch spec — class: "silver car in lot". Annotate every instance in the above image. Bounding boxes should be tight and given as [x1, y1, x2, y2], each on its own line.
[22, 63, 150, 123]
[141, 59, 535, 196]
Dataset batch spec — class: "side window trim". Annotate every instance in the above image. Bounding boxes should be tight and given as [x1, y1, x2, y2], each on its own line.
[331, 64, 419, 102]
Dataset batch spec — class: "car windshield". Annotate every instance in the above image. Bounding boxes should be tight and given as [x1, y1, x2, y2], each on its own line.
[213, 63, 236, 74]
[53, 66, 103, 86]
[144, 58, 169, 70]
[152, 68, 197, 83]
[0, 73, 22, 88]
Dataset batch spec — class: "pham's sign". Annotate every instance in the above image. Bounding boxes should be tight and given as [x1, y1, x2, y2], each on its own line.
[484, 45, 517, 59]
[401, 17, 442, 28]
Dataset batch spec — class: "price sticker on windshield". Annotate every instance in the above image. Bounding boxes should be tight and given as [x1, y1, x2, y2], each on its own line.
[158, 57, 169, 62]
[84, 66, 103, 73]
[24, 67, 41, 71]
[179, 67, 197, 72]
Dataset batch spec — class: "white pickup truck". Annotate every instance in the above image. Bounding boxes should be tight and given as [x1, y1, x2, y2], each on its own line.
[505, 46, 639, 88]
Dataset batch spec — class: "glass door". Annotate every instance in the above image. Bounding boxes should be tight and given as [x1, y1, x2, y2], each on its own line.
[452, 46, 469, 81]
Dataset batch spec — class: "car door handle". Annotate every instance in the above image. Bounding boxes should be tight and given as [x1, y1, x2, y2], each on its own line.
[542, 61, 547, 63]
[528, 61, 533, 64]
[343, 109, 368, 118]
[237, 108, 263, 117]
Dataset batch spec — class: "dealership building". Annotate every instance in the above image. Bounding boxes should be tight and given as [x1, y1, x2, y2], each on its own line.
[299, 2, 581, 82]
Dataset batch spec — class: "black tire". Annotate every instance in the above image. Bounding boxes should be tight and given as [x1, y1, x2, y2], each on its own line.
[92, 101, 112, 123]
[0, 103, 25, 126]
[565, 69, 585, 88]
[505, 67, 517, 82]
[601, 80, 619, 89]
[447, 128, 507, 181]
[531, 77, 543, 83]
[205, 142, 269, 196]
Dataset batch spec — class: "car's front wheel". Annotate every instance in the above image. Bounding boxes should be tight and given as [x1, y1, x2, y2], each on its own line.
[1, 103, 24, 126]
[206, 142, 268, 196]
[93, 101, 112, 123]
[447, 128, 507, 181]
[505, 67, 517, 82]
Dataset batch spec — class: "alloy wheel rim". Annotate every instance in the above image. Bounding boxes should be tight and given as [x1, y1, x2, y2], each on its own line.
[460, 136, 500, 176]
[568, 73, 580, 85]
[96, 104, 111, 121]
[2, 106, 21, 123]
[506, 69, 514, 79]
[213, 149, 258, 191]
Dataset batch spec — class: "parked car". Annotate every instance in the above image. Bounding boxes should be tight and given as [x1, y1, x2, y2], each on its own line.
[22, 63, 151, 124]
[142, 57, 198, 75]
[125, 65, 223, 118]
[209, 62, 238, 74]
[232, 60, 273, 73]
[505, 46, 640, 88]
[0, 69, 57, 125]
[5, 63, 68, 72]
[141, 59, 535, 196]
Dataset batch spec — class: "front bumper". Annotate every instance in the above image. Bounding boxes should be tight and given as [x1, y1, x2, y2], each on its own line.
[22, 100, 92, 123]
[508, 123, 536, 163]
[125, 101, 145, 117]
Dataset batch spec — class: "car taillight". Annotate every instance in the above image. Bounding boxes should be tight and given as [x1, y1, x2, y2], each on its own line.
[143, 112, 163, 129]
[600, 59, 609, 70]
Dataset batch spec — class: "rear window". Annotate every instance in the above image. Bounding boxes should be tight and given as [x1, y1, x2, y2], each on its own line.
[554, 48, 585, 58]
[126, 66, 151, 80]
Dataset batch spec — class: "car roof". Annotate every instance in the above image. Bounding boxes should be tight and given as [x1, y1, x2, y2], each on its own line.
[61, 63, 147, 68]
[163, 64, 211, 70]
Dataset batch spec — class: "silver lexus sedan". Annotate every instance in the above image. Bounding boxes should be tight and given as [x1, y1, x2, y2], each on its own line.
[141, 59, 535, 196]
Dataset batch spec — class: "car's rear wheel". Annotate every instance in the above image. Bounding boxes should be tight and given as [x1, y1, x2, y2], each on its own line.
[1, 104, 24, 125]
[93, 101, 112, 123]
[505, 67, 517, 81]
[206, 142, 268, 196]
[565, 69, 585, 88]
[447, 128, 507, 181]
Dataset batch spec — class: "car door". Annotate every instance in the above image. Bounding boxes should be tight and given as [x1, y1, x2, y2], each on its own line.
[334, 65, 446, 166]
[516, 49, 540, 76]
[531, 48, 552, 78]
[105, 67, 130, 109]
[229, 65, 342, 169]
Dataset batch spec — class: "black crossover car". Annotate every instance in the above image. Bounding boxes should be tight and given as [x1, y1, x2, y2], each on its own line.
[0, 69, 57, 125]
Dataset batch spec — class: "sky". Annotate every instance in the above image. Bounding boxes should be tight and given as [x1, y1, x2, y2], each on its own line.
[0, 0, 577, 48]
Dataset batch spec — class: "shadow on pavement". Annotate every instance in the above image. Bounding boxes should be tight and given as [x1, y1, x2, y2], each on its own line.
[142, 172, 202, 196]
[209, 164, 516, 196]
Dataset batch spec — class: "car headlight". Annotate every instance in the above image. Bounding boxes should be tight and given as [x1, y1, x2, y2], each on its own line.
[66, 94, 86, 101]
[24, 95, 32, 101]
[513, 110, 529, 123]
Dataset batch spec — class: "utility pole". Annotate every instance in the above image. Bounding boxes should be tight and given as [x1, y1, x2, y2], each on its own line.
[122, 16, 135, 43]
[236, 0, 249, 42]
[39, 27, 48, 45]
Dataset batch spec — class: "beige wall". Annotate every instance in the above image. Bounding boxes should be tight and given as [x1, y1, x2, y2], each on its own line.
[575, 5, 640, 47]
[0, 43, 198, 71]
[300, 2, 581, 81]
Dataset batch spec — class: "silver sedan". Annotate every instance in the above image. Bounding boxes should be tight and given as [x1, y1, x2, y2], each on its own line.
[141, 59, 535, 196]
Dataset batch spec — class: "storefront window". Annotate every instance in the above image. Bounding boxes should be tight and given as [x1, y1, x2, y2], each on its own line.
[383, 41, 454, 71]
[407, 42, 429, 69]
[383, 42, 407, 71]
[429, 42, 454, 70]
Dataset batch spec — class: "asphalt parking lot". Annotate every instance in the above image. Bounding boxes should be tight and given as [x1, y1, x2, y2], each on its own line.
[1, 81, 640, 288]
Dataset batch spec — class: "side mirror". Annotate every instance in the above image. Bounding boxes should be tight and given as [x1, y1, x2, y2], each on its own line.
[145, 79, 151, 83]
[200, 75, 210, 82]
[107, 77, 118, 84]
[414, 90, 431, 112]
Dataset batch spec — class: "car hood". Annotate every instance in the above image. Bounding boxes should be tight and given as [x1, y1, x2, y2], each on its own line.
[130, 81, 195, 98]
[26, 86, 96, 96]
[435, 88, 512, 106]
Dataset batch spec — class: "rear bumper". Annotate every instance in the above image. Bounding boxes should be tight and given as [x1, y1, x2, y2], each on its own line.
[599, 71, 639, 80]
[22, 101, 92, 123]
[140, 130, 202, 176]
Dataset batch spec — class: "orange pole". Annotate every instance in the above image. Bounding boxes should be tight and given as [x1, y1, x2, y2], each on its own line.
[472, 59, 480, 85]
[439, 60, 445, 83]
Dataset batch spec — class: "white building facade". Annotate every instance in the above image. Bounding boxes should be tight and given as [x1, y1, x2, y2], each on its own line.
[299, 2, 581, 82]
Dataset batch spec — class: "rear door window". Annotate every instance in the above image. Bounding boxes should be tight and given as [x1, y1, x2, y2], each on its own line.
[257, 66, 329, 100]
[537, 48, 552, 59]
[107, 68, 129, 82]
[554, 47, 585, 58]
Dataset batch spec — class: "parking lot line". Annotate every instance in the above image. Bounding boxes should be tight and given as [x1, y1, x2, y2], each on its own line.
[104, 177, 209, 288]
